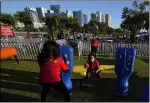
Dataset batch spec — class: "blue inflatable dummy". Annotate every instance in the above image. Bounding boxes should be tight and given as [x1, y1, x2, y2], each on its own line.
[140, 84, 149, 102]
[59, 45, 74, 94]
[115, 47, 136, 96]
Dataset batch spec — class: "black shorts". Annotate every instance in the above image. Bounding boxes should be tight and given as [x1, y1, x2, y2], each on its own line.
[39, 81, 69, 96]
[91, 46, 97, 54]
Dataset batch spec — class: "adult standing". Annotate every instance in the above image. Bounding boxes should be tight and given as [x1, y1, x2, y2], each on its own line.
[91, 36, 99, 57]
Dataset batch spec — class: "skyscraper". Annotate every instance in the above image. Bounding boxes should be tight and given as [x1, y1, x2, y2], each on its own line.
[24, 6, 40, 23]
[66, 10, 73, 17]
[60, 12, 67, 17]
[105, 14, 111, 27]
[91, 13, 97, 21]
[50, 5, 60, 14]
[83, 14, 88, 24]
[47, 10, 54, 13]
[73, 11, 78, 19]
[96, 11, 102, 22]
[45, 10, 54, 17]
[101, 14, 105, 22]
[36, 7, 47, 23]
[60, 10, 72, 18]
[73, 10, 84, 26]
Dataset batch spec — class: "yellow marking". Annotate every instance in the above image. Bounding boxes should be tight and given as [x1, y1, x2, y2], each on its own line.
[73, 65, 115, 77]
[0, 73, 10, 76]
[1, 79, 40, 86]
[74, 65, 114, 72]
[1, 87, 40, 99]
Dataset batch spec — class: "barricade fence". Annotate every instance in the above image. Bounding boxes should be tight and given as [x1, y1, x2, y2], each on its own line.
[1, 39, 148, 60]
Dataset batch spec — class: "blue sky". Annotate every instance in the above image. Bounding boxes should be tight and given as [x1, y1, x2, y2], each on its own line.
[1, 1, 133, 28]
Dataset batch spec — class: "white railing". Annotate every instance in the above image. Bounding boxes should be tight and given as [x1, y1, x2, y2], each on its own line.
[1, 39, 149, 60]
[80, 41, 149, 58]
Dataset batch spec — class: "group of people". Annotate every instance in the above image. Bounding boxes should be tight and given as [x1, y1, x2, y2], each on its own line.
[37, 38, 101, 102]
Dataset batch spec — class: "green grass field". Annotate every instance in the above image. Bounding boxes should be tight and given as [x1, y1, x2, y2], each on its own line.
[1, 56, 149, 102]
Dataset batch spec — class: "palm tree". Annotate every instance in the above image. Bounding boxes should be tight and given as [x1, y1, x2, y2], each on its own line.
[14, 11, 33, 34]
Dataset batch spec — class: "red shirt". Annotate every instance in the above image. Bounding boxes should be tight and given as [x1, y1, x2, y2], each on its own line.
[38, 57, 68, 83]
[85, 60, 100, 72]
[91, 39, 99, 47]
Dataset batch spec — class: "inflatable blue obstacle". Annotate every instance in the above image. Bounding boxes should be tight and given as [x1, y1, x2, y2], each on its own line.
[59, 45, 74, 94]
[115, 47, 136, 96]
[140, 83, 149, 102]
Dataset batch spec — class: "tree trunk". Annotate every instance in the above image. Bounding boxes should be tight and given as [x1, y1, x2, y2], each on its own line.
[130, 29, 139, 43]
[48, 26, 54, 41]
[27, 30, 30, 35]
[73, 30, 75, 39]
[51, 32, 54, 40]
[25, 24, 30, 35]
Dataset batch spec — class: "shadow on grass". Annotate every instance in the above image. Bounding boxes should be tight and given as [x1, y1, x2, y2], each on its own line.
[140, 58, 149, 64]
[1, 68, 149, 102]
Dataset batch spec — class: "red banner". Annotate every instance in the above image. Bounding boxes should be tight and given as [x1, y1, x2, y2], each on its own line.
[0, 26, 15, 37]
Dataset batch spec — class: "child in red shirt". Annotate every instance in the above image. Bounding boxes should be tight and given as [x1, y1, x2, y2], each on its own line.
[37, 40, 70, 102]
[80, 53, 101, 87]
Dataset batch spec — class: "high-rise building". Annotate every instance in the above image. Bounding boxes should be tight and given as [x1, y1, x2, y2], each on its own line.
[45, 10, 58, 18]
[83, 14, 88, 24]
[96, 11, 102, 22]
[60, 12, 67, 17]
[50, 5, 60, 14]
[66, 10, 73, 17]
[45, 10, 54, 17]
[73, 11, 78, 19]
[60, 10, 73, 18]
[47, 10, 54, 13]
[36, 7, 47, 23]
[73, 10, 84, 26]
[91, 13, 97, 21]
[101, 14, 105, 22]
[24, 6, 40, 23]
[105, 14, 111, 27]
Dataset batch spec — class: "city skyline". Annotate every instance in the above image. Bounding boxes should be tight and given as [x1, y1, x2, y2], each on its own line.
[24, 5, 111, 28]
[1, 1, 134, 28]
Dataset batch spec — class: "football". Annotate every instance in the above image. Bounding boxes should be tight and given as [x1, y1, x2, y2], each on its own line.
[84, 63, 89, 68]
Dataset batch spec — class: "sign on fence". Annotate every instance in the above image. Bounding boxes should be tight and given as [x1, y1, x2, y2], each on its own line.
[0, 26, 15, 37]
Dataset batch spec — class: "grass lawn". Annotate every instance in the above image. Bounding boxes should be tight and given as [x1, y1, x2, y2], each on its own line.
[0, 56, 149, 102]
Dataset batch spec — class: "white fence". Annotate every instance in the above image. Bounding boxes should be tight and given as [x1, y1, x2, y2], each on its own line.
[1, 39, 149, 60]
[80, 41, 149, 58]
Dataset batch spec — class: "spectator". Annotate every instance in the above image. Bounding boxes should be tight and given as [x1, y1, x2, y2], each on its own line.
[91, 35, 99, 57]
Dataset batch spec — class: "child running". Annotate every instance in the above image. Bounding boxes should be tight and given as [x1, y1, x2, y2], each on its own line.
[80, 53, 101, 87]
[37, 40, 70, 102]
